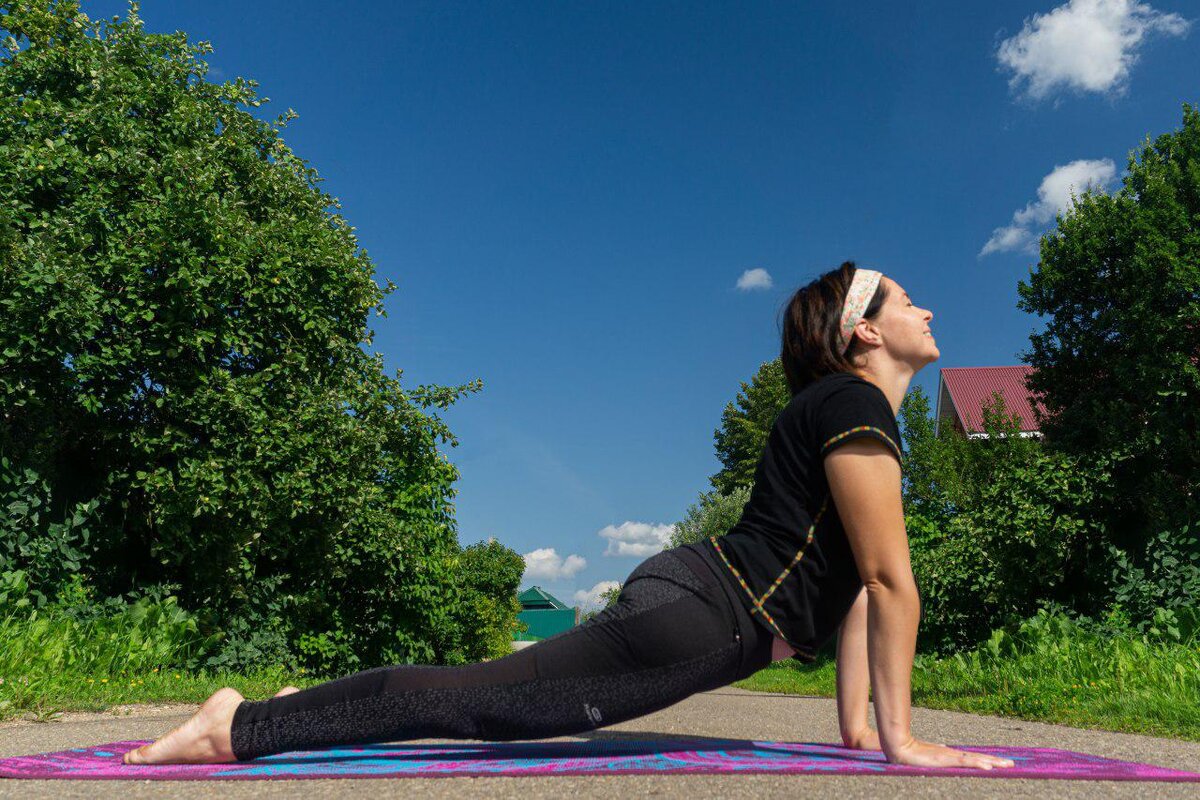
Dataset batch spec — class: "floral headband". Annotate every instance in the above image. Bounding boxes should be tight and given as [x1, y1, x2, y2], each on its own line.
[837, 268, 883, 354]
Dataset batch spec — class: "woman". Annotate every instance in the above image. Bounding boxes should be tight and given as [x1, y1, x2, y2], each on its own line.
[127, 262, 1014, 771]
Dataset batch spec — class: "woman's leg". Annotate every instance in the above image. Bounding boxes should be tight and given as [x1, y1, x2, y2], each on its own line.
[229, 550, 739, 760]
[129, 549, 768, 764]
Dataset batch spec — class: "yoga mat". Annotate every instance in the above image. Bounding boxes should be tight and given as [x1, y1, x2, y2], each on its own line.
[2, 739, 1198, 781]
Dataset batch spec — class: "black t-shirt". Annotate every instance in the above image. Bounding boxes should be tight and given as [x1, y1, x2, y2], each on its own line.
[683, 371, 904, 663]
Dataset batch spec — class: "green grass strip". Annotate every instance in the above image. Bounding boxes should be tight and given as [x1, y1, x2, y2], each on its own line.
[734, 635, 1200, 742]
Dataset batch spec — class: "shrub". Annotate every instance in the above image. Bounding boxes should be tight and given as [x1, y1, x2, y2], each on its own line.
[0, 458, 99, 606]
[1106, 522, 1200, 631]
[444, 539, 525, 664]
[905, 394, 1120, 653]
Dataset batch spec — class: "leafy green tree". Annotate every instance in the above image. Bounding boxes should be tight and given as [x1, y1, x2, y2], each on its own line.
[0, 1, 484, 671]
[1016, 104, 1200, 549]
[448, 538, 526, 664]
[897, 385, 945, 519]
[710, 359, 789, 494]
[579, 582, 623, 622]
[670, 484, 752, 548]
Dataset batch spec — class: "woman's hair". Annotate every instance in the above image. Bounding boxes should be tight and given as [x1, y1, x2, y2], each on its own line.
[779, 260, 889, 395]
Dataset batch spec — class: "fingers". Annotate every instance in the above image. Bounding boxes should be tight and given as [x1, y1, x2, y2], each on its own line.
[956, 749, 1015, 770]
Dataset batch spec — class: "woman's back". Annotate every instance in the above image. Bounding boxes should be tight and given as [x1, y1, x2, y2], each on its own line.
[685, 370, 904, 662]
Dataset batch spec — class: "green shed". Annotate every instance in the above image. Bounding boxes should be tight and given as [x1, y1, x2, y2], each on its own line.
[514, 586, 579, 641]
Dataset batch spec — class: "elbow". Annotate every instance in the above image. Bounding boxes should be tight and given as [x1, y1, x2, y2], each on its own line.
[861, 572, 918, 599]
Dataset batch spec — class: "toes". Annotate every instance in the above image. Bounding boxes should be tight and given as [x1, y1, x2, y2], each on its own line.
[273, 686, 300, 698]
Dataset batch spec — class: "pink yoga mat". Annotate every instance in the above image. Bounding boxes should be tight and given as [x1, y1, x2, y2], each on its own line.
[1, 739, 1198, 781]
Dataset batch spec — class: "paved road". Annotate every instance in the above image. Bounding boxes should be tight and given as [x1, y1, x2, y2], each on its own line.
[1, 688, 1196, 798]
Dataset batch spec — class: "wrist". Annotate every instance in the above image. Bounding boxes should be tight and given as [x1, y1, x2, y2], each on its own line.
[880, 730, 915, 759]
[841, 722, 875, 741]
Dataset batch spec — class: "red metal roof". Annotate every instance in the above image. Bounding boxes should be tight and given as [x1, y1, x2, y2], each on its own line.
[936, 365, 1050, 435]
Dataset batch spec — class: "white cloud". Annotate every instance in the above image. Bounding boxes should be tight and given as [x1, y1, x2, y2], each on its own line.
[980, 158, 1116, 256]
[736, 268, 773, 291]
[997, 0, 1190, 101]
[573, 580, 621, 611]
[522, 547, 586, 581]
[597, 521, 675, 557]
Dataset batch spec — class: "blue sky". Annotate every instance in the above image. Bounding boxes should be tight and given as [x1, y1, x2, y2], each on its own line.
[87, 1, 1197, 609]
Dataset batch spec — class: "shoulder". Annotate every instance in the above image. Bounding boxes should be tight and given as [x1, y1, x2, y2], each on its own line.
[788, 372, 888, 412]
[802, 373, 903, 463]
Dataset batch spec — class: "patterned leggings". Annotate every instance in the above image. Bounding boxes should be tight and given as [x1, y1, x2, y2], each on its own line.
[230, 546, 775, 760]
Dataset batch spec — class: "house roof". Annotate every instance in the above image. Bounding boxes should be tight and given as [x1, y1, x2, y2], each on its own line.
[936, 365, 1050, 436]
[517, 586, 571, 610]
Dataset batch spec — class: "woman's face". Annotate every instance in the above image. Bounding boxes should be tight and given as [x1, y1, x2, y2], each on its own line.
[872, 275, 938, 368]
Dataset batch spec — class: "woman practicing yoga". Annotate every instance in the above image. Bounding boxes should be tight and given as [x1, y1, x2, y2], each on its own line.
[127, 262, 1014, 771]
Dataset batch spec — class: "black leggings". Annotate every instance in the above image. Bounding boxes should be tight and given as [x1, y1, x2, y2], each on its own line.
[230, 545, 775, 760]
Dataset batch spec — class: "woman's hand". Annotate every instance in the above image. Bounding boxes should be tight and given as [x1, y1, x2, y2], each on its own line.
[842, 726, 881, 750]
[887, 737, 1015, 770]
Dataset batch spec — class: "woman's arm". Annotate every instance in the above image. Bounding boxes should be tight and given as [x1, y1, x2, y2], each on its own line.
[835, 587, 879, 749]
[825, 439, 1012, 770]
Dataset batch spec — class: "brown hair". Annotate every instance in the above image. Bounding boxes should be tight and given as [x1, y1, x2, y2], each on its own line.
[779, 260, 889, 395]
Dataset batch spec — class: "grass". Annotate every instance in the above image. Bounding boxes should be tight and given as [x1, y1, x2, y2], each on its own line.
[734, 615, 1200, 741]
[4, 592, 1198, 743]
[0, 668, 315, 722]
[0, 591, 313, 721]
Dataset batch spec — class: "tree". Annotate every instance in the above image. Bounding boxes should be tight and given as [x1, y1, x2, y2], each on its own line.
[1016, 104, 1200, 549]
[670, 484, 751, 548]
[578, 582, 622, 622]
[447, 539, 527, 664]
[0, 1, 486, 671]
[710, 359, 789, 494]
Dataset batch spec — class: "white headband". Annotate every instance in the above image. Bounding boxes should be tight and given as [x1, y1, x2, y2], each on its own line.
[837, 268, 883, 353]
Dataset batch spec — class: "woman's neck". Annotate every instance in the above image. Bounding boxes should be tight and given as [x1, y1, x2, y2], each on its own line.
[851, 363, 914, 418]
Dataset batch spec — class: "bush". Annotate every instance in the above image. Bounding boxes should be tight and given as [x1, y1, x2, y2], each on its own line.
[904, 393, 1121, 653]
[0, 457, 99, 606]
[444, 539, 526, 664]
[1106, 522, 1200, 631]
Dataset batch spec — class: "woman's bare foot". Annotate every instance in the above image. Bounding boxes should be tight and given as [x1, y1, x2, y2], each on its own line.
[123, 687, 243, 765]
[274, 686, 300, 697]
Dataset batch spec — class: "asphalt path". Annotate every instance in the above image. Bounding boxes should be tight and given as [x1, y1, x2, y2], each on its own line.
[1, 688, 1197, 799]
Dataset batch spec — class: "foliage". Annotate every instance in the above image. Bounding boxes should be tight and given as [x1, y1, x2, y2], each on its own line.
[197, 572, 297, 672]
[0, 1, 490, 671]
[1105, 522, 1200, 630]
[0, 457, 99, 606]
[895, 385, 942, 518]
[0, 567, 305, 719]
[579, 582, 623, 622]
[599, 582, 621, 608]
[669, 484, 752, 548]
[902, 392, 1121, 653]
[444, 538, 526, 664]
[710, 359, 789, 494]
[1016, 103, 1200, 551]
[740, 604, 1200, 741]
[0, 568, 206, 699]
